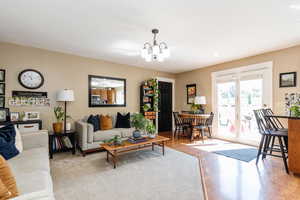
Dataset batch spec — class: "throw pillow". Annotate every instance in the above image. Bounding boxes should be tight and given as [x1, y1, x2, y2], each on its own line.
[0, 124, 19, 160]
[87, 115, 100, 132]
[116, 112, 131, 128]
[14, 126, 23, 153]
[0, 179, 11, 200]
[0, 155, 19, 198]
[100, 115, 113, 130]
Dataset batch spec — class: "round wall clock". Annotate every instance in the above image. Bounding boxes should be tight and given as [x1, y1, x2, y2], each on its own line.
[18, 69, 44, 89]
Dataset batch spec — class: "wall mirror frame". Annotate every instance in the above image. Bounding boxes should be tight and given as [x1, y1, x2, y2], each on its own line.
[88, 75, 126, 107]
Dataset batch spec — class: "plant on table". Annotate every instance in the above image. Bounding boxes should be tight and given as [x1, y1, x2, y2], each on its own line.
[104, 135, 122, 146]
[145, 119, 156, 138]
[131, 113, 148, 138]
[290, 104, 300, 117]
[53, 106, 65, 133]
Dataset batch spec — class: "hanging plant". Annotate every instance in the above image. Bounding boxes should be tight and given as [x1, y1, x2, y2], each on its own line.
[148, 78, 159, 112]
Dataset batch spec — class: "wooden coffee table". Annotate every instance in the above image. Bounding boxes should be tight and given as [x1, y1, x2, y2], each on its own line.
[101, 135, 170, 168]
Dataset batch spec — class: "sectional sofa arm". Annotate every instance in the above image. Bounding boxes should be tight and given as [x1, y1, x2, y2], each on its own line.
[21, 130, 49, 151]
[75, 121, 94, 151]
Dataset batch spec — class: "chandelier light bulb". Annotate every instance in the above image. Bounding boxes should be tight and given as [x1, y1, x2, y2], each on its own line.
[163, 47, 170, 58]
[141, 48, 148, 58]
[152, 45, 160, 55]
[145, 54, 152, 62]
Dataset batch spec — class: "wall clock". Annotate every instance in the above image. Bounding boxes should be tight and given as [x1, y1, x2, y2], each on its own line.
[18, 69, 44, 89]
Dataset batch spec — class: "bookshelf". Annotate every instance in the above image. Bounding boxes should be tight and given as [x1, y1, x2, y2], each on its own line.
[49, 130, 76, 159]
[140, 79, 158, 124]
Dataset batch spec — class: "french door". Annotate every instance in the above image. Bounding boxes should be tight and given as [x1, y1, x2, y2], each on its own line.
[212, 62, 272, 145]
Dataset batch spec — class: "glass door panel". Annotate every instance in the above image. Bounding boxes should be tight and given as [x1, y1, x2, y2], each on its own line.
[239, 78, 262, 142]
[217, 81, 237, 138]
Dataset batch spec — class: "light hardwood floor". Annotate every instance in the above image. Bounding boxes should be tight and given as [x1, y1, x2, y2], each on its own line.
[159, 132, 300, 200]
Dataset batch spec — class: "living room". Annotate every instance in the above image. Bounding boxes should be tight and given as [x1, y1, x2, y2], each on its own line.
[0, 1, 300, 200]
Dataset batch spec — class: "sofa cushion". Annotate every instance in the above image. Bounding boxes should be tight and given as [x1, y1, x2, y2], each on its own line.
[13, 170, 53, 198]
[0, 124, 19, 160]
[100, 115, 113, 130]
[93, 129, 122, 142]
[116, 112, 131, 128]
[87, 115, 100, 132]
[8, 147, 50, 174]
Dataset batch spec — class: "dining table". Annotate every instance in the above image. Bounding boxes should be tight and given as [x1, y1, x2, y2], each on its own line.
[178, 113, 211, 141]
[265, 115, 300, 174]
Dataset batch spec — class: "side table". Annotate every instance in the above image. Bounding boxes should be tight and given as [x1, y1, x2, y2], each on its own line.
[49, 130, 76, 159]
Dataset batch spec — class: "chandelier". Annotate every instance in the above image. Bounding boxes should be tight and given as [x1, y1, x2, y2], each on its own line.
[141, 29, 170, 62]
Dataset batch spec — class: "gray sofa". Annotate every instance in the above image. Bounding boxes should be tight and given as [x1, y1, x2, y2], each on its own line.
[8, 130, 54, 200]
[76, 115, 138, 155]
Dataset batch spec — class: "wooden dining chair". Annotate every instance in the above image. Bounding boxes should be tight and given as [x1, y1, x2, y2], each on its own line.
[253, 109, 289, 173]
[192, 112, 214, 141]
[173, 112, 190, 138]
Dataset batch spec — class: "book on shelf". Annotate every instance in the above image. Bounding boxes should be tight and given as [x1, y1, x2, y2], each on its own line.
[52, 136, 73, 150]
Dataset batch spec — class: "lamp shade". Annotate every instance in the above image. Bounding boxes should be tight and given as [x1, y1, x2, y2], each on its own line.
[56, 89, 74, 102]
[194, 96, 206, 105]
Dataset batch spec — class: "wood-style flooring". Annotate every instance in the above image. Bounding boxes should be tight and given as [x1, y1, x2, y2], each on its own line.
[159, 131, 300, 200]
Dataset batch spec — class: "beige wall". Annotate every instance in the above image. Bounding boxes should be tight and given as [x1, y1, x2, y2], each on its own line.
[0, 42, 174, 130]
[175, 45, 300, 114]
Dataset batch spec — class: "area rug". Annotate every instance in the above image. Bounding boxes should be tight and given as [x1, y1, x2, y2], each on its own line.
[213, 148, 258, 162]
[50, 147, 205, 200]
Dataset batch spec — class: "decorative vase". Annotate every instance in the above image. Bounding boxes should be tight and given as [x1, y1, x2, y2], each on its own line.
[66, 122, 71, 131]
[53, 122, 63, 133]
[132, 130, 141, 138]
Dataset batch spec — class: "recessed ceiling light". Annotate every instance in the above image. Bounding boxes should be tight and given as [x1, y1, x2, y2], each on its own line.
[290, 4, 300, 10]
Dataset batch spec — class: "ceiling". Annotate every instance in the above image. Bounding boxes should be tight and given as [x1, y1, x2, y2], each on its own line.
[1, 0, 300, 73]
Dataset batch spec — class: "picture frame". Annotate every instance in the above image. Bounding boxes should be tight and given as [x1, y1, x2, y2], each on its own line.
[0, 83, 5, 95]
[186, 84, 197, 104]
[0, 96, 4, 108]
[280, 72, 297, 88]
[0, 69, 5, 82]
[0, 108, 10, 122]
[10, 112, 19, 122]
[24, 111, 40, 120]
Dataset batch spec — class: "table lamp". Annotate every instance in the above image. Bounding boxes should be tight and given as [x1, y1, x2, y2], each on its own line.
[194, 96, 206, 114]
[56, 89, 74, 133]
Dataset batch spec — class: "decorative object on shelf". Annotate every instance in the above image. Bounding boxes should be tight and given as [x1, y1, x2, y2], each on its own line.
[24, 112, 40, 120]
[18, 69, 44, 89]
[0, 69, 5, 82]
[8, 91, 50, 107]
[284, 93, 300, 115]
[0, 83, 5, 95]
[88, 75, 126, 107]
[19, 112, 25, 121]
[53, 106, 64, 133]
[131, 113, 147, 138]
[10, 112, 19, 122]
[191, 96, 206, 114]
[145, 119, 156, 138]
[280, 72, 297, 87]
[0, 96, 4, 108]
[0, 108, 10, 122]
[186, 84, 196, 104]
[141, 29, 170, 62]
[56, 89, 74, 133]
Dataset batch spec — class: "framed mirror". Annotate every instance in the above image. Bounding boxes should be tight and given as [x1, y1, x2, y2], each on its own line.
[88, 75, 126, 107]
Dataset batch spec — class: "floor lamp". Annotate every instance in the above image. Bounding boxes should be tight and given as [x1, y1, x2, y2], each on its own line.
[56, 89, 75, 133]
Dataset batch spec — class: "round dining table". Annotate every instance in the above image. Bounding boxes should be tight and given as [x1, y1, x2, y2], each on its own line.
[178, 113, 211, 141]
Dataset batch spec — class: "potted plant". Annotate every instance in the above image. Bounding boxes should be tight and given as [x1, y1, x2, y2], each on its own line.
[131, 113, 147, 138]
[145, 119, 156, 138]
[290, 104, 300, 117]
[104, 135, 122, 146]
[53, 106, 64, 133]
